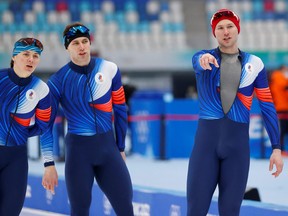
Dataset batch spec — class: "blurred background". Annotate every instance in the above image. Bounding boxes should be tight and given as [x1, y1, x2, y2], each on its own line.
[1, 0, 288, 160]
[1, 0, 288, 215]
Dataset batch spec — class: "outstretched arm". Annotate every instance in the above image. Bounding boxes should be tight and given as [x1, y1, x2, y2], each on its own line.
[199, 53, 219, 70]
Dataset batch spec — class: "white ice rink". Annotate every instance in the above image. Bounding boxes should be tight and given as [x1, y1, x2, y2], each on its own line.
[126, 155, 288, 207]
[23, 154, 288, 215]
[21, 208, 67, 216]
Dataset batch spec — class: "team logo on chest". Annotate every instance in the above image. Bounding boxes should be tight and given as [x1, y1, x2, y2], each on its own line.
[26, 89, 36, 101]
[95, 72, 105, 84]
[245, 63, 254, 73]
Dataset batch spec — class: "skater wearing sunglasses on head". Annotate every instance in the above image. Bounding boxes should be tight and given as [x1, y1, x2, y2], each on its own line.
[0, 37, 58, 216]
[40, 22, 134, 216]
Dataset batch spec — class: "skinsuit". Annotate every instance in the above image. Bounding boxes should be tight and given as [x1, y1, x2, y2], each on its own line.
[186, 9, 283, 216]
[41, 57, 134, 215]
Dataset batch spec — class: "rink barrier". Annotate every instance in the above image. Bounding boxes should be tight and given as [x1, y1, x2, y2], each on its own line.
[27, 99, 275, 161]
[24, 175, 288, 216]
[130, 98, 274, 159]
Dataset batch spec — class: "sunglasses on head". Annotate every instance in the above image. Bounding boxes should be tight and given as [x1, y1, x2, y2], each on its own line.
[211, 10, 238, 22]
[17, 38, 43, 51]
[65, 25, 90, 38]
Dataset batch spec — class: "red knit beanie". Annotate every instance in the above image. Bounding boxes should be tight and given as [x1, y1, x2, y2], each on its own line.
[210, 9, 240, 37]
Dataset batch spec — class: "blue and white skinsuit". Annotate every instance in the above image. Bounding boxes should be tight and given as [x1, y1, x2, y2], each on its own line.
[186, 48, 280, 216]
[0, 68, 52, 216]
[40, 57, 133, 216]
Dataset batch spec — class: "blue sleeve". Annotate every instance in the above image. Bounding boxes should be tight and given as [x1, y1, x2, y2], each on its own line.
[254, 68, 281, 149]
[112, 68, 128, 151]
[192, 49, 220, 75]
[40, 76, 62, 166]
[28, 91, 51, 137]
[192, 50, 205, 72]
